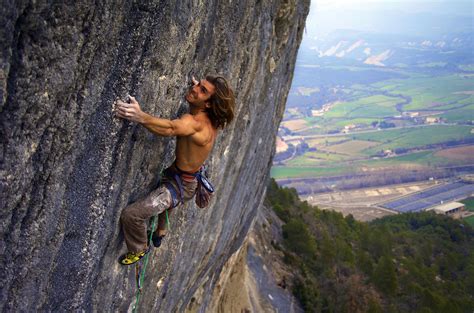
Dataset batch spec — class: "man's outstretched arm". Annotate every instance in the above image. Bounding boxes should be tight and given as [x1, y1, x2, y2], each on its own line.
[114, 96, 201, 137]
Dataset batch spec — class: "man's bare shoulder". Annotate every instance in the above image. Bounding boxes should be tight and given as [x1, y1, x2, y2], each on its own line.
[176, 113, 201, 128]
[178, 113, 195, 121]
[192, 114, 216, 145]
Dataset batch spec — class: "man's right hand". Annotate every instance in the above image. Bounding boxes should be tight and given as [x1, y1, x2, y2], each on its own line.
[114, 96, 146, 124]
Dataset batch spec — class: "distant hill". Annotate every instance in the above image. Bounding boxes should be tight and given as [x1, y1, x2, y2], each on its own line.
[298, 29, 473, 69]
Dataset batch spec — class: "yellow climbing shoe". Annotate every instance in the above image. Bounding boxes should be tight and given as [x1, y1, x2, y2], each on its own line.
[119, 248, 149, 265]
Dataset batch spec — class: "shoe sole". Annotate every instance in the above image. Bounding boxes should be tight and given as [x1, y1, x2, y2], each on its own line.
[119, 248, 150, 266]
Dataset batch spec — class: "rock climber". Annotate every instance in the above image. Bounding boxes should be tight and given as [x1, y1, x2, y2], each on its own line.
[114, 75, 235, 265]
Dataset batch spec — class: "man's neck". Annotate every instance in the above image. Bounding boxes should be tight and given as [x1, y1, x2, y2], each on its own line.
[189, 106, 206, 116]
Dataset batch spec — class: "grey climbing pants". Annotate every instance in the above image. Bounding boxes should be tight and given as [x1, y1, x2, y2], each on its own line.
[120, 176, 197, 253]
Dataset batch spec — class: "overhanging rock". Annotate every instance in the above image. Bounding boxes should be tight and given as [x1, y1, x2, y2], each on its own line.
[1, 1, 309, 311]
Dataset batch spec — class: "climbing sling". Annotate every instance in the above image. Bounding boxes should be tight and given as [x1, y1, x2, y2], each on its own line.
[194, 167, 214, 208]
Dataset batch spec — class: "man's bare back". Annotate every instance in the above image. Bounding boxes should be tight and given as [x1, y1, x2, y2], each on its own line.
[175, 112, 217, 172]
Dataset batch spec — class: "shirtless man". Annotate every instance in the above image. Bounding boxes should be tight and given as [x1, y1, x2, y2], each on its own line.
[114, 75, 235, 265]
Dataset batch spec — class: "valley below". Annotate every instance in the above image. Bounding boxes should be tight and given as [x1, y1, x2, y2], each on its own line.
[272, 25, 474, 226]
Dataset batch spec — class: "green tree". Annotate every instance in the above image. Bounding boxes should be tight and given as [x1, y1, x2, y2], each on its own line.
[282, 219, 317, 257]
[372, 256, 398, 296]
[357, 251, 374, 276]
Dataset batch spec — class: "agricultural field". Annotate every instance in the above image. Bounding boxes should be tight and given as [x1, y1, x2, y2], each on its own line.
[303, 181, 438, 221]
[434, 146, 474, 163]
[353, 125, 474, 155]
[374, 74, 474, 112]
[294, 71, 474, 134]
[465, 216, 474, 227]
[275, 112, 474, 180]
[286, 151, 351, 166]
[280, 119, 309, 132]
[323, 95, 400, 119]
[461, 197, 474, 212]
[272, 145, 474, 180]
[441, 103, 474, 122]
[271, 165, 351, 179]
[320, 140, 379, 156]
[305, 137, 349, 146]
[272, 152, 431, 180]
[274, 49, 474, 185]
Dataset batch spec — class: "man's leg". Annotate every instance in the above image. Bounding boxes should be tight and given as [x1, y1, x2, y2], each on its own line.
[155, 208, 173, 237]
[151, 178, 196, 245]
[148, 209, 172, 248]
[120, 185, 172, 253]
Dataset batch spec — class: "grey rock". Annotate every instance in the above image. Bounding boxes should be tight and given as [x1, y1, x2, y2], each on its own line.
[0, 1, 309, 311]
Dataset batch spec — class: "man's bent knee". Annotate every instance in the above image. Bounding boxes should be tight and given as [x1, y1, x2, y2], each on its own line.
[120, 204, 137, 225]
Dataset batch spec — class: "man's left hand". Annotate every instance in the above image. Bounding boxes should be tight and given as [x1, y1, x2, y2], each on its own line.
[114, 96, 145, 123]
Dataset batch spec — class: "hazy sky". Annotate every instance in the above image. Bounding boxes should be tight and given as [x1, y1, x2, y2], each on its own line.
[306, 0, 473, 36]
[312, 0, 473, 12]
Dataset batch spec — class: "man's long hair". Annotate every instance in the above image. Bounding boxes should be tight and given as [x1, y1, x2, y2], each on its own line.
[205, 75, 235, 129]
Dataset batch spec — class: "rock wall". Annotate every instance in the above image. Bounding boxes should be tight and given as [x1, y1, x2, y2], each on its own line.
[205, 204, 303, 313]
[1, 1, 309, 311]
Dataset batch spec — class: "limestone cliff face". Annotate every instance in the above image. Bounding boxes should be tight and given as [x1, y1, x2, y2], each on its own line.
[1, 1, 309, 311]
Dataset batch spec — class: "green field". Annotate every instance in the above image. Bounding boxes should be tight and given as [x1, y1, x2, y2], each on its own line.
[286, 151, 351, 166]
[301, 94, 402, 133]
[306, 137, 350, 146]
[297, 72, 473, 134]
[272, 150, 447, 180]
[274, 65, 474, 181]
[356, 125, 473, 155]
[321, 139, 379, 156]
[357, 150, 454, 167]
[441, 103, 474, 122]
[323, 95, 400, 119]
[271, 165, 350, 179]
[333, 118, 381, 128]
[274, 124, 473, 179]
[373, 74, 474, 113]
[461, 198, 474, 212]
[465, 216, 474, 228]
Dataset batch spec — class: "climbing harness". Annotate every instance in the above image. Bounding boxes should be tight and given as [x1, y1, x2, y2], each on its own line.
[163, 163, 200, 207]
[164, 163, 214, 209]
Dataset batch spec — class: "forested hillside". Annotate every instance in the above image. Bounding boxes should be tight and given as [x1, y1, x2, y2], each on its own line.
[266, 179, 474, 312]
